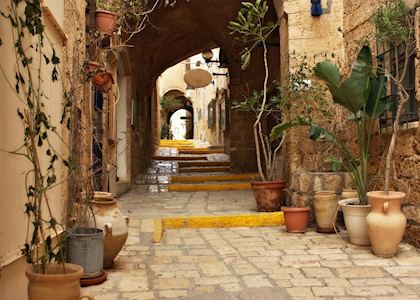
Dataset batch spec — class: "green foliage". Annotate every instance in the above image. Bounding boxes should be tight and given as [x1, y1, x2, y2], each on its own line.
[372, 0, 412, 45]
[1, 0, 69, 273]
[271, 46, 388, 204]
[160, 95, 183, 112]
[160, 123, 172, 139]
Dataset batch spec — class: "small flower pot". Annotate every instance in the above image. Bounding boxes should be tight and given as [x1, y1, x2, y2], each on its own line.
[92, 72, 114, 93]
[282, 207, 310, 233]
[95, 10, 117, 36]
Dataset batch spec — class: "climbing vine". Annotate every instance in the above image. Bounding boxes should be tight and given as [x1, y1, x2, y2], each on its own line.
[0, 0, 70, 273]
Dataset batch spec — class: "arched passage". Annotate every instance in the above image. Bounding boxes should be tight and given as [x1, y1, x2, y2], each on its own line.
[127, 0, 282, 176]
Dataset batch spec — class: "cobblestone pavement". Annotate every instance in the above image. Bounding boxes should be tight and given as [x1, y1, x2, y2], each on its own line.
[82, 188, 420, 300]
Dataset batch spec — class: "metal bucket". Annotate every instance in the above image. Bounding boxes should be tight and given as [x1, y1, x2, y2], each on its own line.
[67, 228, 104, 275]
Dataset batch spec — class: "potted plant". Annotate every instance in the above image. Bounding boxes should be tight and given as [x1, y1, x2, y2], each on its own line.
[271, 45, 390, 245]
[366, 0, 418, 257]
[0, 1, 92, 299]
[229, 0, 284, 212]
[95, 0, 118, 36]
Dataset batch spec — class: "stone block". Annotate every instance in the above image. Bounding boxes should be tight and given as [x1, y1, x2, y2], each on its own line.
[403, 224, 420, 248]
[323, 173, 344, 193]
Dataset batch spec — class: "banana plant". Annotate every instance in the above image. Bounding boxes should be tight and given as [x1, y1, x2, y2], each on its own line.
[270, 46, 388, 204]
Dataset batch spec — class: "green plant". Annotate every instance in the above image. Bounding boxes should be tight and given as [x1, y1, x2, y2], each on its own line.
[372, 0, 418, 194]
[0, 0, 70, 273]
[228, 0, 278, 181]
[160, 95, 183, 112]
[271, 46, 389, 204]
[161, 123, 171, 139]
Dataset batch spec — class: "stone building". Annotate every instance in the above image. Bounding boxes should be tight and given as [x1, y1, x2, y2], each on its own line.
[0, 0, 418, 299]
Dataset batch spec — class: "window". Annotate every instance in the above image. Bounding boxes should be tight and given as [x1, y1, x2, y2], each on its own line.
[376, 43, 418, 130]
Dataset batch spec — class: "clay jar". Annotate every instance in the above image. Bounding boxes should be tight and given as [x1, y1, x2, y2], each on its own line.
[26, 263, 93, 300]
[314, 190, 338, 233]
[95, 10, 117, 36]
[90, 193, 129, 268]
[250, 180, 286, 212]
[367, 191, 407, 257]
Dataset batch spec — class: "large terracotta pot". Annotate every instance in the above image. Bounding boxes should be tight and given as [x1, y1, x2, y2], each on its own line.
[26, 263, 93, 300]
[367, 191, 406, 257]
[338, 198, 371, 246]
[314, 190, 337, 233]
[250, 180, 286, 212]
[95, 10, 116, 36]
[282, 207, 310, 233]
[89, 196, 129, 268]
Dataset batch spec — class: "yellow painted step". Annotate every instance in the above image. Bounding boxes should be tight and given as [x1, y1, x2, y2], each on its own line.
[168, 182, 251, 192]
[153, 212, 284, 242]
[171, 173, 260, 183]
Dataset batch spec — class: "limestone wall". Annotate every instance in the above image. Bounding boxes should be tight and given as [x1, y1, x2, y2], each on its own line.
[342, 1, 420, 247]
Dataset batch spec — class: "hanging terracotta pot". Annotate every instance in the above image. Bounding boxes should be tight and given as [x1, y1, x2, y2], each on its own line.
[95, 10, 117, 36]
[250, 180, 286, 212]
[86, 61, 100, 73]
[314, 190, 338, 233]
[282, 207, 310, 233]
[338, 198, 371, 246]
[89, 195, 129, 268]
[26, 263, 93, 300]
[92, 72, 114, 93]
[367, 191, 406, 257]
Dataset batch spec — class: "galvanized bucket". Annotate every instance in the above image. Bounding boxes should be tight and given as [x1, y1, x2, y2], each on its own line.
[67, 228, 104, 275]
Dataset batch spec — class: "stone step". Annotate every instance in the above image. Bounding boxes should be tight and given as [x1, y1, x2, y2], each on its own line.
[178, 161, 230, 168]
[179, 166, 230, 173]
[168, 182, 251, 192]
[152, 155, 208, 161]
[171, 173, 260, 183]
[178, 149, 224, 154]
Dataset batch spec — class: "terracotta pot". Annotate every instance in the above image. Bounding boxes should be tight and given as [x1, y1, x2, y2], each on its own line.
[338, 198, 370, 246]
[89, 196, 129, 268]
[250, 180, 286, 212]
[95, 10, 116, 36]
[282, 207, 310, 233]
[367, 191, 406, 257]
[314, 190, 337, 233]
[26, 263, 93, 300]
[92, 72, 114, 93]
[86, 61, 100, 73]
[93, 191, 112, 199]
[341, 189, 358, 200]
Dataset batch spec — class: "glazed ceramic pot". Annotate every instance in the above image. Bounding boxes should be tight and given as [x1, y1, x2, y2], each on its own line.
[250, 180, 286, 212]
[367, 191, 406, 257]
[89, 196, 129, 268]
[26, 263, 93, 300]
[282, 207, 310, 233]
[338, 198, 371, 246]
[314, 190, 338, 233]
[95, 10, 116, 36]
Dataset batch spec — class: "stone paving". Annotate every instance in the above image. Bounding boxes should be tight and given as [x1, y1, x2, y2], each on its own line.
[82, 187, 420, 300]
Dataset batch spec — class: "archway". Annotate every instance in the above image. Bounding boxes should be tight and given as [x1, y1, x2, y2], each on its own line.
[127, 0, 281, 174]
[169, 109, 193, 140]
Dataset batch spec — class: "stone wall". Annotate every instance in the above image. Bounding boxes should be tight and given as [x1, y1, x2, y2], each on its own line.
[290, 171, 353, 224]
[342, 1, 420, 247]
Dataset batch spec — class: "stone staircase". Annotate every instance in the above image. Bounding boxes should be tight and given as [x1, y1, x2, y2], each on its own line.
[136, 140, 259, 192]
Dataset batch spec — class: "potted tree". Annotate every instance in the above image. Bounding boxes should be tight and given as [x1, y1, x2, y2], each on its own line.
[366, 0, 418, 257]
[0, 1, 92, 299]
[271, 45, 389, 245]
[95, 0, 118, 36]
[229, 0, 285, 212]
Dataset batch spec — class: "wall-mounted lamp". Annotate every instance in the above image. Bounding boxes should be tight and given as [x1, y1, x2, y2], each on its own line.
[201, 49, 229, 68]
